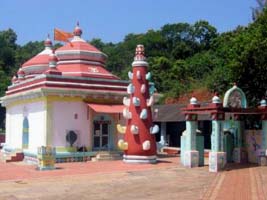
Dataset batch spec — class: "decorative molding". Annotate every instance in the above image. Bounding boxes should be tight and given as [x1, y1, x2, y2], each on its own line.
[57, 59, 105, 67]
[2, 87, 126, 107]
[132, 60, 148, 67]
[6, 80, 127, 95]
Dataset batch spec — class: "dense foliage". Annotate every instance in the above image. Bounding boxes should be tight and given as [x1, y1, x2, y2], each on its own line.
[91, 10, 267, 105]
[1, 8, 267, 129]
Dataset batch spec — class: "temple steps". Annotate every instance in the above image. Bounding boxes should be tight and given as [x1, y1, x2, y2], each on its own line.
[0, 151, 24, 163]
[92, 151, 122, 161]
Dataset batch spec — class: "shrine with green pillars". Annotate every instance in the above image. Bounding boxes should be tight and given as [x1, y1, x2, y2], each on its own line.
[181, 84, 267, 172]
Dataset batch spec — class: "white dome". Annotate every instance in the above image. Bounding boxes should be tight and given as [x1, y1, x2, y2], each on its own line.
[190, 97, 198, 105]
[212, 95, 221, 104]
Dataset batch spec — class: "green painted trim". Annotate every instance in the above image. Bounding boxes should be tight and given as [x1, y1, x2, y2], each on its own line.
[23, 150, 38, 158]
[23, 150, 97, 158]
[55, 151, 97, 158]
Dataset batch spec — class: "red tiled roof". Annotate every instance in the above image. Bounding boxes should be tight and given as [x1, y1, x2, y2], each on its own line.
[165, 88, 214, 104]
[22, 54, 50, 68]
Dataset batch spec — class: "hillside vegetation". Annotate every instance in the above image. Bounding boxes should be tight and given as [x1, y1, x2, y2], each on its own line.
[1, 10, 267, 119]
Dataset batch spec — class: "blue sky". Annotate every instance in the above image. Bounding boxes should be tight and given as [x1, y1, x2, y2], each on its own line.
[0, 0, 258, 45]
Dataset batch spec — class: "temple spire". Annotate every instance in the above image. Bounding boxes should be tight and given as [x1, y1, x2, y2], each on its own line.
[44, 34, 52, 48]
[73, 21, 82, 37]
[132, 44, 148, 67]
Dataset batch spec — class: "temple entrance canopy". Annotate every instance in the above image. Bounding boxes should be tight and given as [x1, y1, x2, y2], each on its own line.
[181, 84, 267, 172]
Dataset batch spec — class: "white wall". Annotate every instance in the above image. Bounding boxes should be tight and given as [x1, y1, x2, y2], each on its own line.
[6, 106, 22, 149]
[5, 111, 11, 145]
[5, 101, 45, 151]
[28, 102, 46, 150]
[52, 101, 89, 148]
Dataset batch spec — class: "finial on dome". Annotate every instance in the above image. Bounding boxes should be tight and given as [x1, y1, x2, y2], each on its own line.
[233, 82, 237, 88]
[73, 21, 82, 37]
[44, 34, 52, 48]
[45, 49, 62, 75]
[132, 44, 148, 67]
[134, 44, 146, 61]
[49, 49, 58, 68]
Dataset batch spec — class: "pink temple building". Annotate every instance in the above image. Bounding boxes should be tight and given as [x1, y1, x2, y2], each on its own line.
[0, 24, 129, 163]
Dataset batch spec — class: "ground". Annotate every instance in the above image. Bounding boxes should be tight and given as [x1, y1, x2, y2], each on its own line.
[0, 156, 266, 200]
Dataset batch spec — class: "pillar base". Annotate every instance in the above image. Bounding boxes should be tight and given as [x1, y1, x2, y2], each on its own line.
[258, 156, 267, 166]
[183, 150, 199, 168]
[209, 152, 226, 172]
[38, 166, 55, 171]
[233, 148, 241, 163]
[233, 147, 248, 163]
[257, 149, 267, 166]
[123, 155, 157, 164]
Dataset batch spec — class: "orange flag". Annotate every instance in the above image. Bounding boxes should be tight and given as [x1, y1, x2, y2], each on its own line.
[54, 28, 73, 42]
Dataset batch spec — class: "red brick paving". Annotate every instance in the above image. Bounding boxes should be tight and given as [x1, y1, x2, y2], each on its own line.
[202, 163, 267, 200]
[1, 156, 267, 200]
[0, 156, 178, 181]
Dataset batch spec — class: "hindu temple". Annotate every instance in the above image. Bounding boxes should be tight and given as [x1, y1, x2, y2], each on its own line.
[0, 23, 129, 163]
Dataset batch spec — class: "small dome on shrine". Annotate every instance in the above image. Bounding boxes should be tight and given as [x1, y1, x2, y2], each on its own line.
[260, 99, 267, 107]
[190, 97, 198, 105]
[21, 35, 53, 77]
[11, 75, 17, 84]
[49, 50, 58, 68]
[212, 94, 221, 104]
[17, 69, 25, 79]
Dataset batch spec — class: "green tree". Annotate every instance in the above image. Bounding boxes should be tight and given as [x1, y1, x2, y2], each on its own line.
[252, 0, 267, 20]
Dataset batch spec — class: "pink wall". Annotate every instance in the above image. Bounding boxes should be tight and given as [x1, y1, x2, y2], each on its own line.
[52, 101, 90, 148]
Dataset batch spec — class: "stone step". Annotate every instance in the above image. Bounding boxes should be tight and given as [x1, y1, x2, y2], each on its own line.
[0, 152, 24, 163]
[94, 151, 122, 161]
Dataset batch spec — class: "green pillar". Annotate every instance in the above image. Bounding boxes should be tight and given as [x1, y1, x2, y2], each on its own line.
[209, 95, 226, 172]
[232, 114, 243, 163]
[234, 119, 242, 148]
[258, 100, 267, 166]
[183, 114, 199, 168]
[160, 122, 167, 146]
[211, 120, 223, 152]
[186, 120, 197, 151]
[183, 97, 199, 168]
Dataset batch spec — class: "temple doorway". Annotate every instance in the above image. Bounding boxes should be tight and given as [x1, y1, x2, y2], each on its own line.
[92, 115, 113, 151]
[93, 122, 109, 150]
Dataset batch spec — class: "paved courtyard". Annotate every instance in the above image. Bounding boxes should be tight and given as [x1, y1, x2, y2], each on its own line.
[0, 156, 266, 200]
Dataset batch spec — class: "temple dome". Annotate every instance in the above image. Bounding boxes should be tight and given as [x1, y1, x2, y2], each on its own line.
[55, 23, 107, 63]
[21, 35, 53, 78]
[55, 23, 118, 80]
